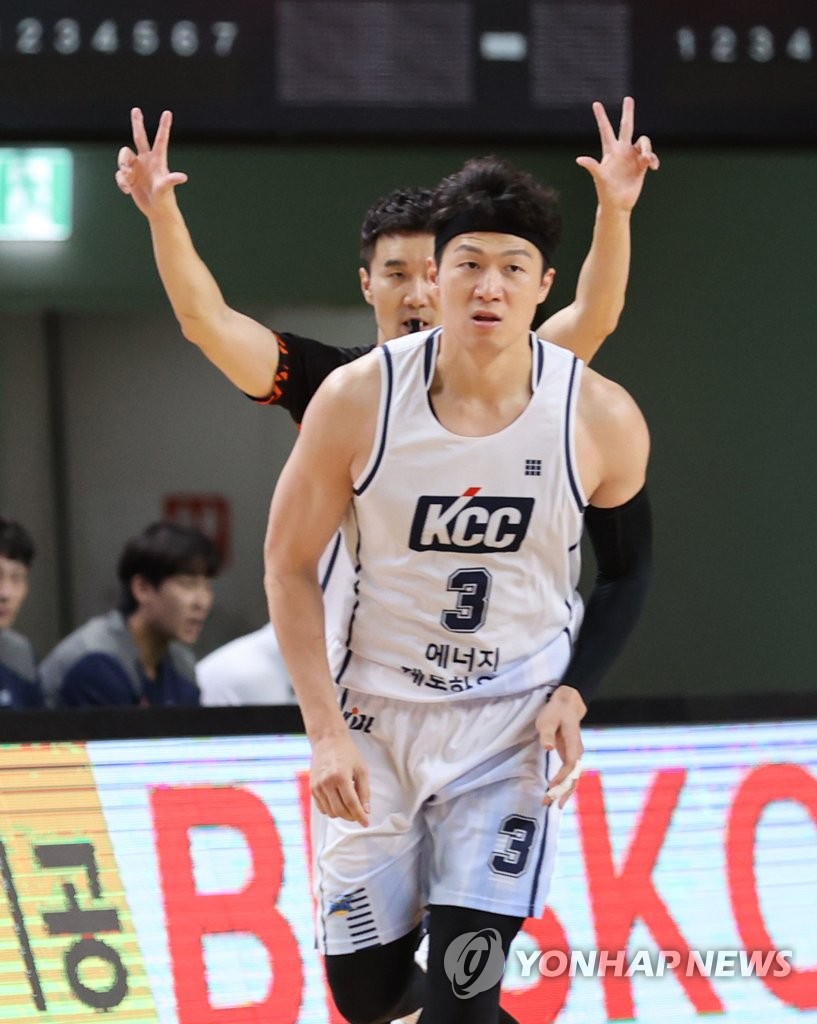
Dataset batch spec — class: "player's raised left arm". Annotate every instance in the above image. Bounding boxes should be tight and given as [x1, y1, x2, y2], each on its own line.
[538, 97, 659, 363]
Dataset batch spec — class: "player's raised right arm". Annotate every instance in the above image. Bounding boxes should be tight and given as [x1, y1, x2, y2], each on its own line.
[116, 108, 280, 399]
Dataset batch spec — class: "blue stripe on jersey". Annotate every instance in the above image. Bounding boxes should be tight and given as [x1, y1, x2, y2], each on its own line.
[528, 751, 551, 915]
[423, 329, 442, 388]
[335, 648, 353, 686]
[320, 532, 342, 591]
[335, 530, 363, 686]
[564, 357, 585, 513]
[533, 334, 545, 387]
[354, 345, 394, 496]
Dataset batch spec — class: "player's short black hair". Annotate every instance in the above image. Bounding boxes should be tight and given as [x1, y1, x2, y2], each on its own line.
[359, 186, 435, 269]
[117, 521, 221, 614]
[430, 156, 562, 269]
[0, 517, 35, 566]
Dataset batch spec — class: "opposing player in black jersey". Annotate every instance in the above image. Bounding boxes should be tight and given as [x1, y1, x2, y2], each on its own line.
[116, 99, 659, 424]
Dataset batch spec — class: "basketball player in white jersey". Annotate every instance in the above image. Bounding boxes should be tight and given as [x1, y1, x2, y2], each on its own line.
[265, 157, 652, 1023]
[116, 101, 658, 735]
[117, 104, 657, 1023]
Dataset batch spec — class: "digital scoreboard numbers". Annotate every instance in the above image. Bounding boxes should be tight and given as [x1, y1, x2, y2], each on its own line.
[0, 0, 268, 139]
[0, 3, 816, 142]
[633, 1, 817, 141]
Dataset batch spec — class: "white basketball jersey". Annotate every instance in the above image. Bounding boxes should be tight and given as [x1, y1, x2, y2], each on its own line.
[337, 329, 586, 702]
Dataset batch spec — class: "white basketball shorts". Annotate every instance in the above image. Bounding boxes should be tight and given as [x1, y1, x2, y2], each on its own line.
[313, 681, 563, 954]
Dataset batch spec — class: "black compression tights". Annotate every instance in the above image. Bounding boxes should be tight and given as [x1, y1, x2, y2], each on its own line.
[325, 905, 523, 1024]
[325, 924, 423, 1024]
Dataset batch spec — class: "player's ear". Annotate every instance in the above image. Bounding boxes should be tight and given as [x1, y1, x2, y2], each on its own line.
[359, 266, 374, 305]
[426, 256, 439, 286]
[538, 266, 556, 304]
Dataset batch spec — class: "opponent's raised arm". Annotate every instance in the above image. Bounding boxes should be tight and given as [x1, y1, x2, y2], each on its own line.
[538, 96, 660, 363]
[116, 107, 280, 398]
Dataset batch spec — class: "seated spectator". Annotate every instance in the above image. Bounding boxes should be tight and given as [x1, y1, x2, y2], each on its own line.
[197, 622, 294, 706]
[40, 521, 220, 708]
[0, 517, 44, 709]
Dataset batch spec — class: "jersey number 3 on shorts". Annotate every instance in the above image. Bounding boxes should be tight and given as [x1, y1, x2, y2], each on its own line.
[490, 814, 538, 876]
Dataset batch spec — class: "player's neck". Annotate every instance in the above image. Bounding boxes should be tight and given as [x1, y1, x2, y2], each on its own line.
[430, 334, 533, 436]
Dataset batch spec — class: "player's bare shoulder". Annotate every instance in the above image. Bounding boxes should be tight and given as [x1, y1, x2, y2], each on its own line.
[576, 366, 650, 504]
[578, 365, 648, 442]
[304, 346, 382, 419]
[298, 346, 384, 472]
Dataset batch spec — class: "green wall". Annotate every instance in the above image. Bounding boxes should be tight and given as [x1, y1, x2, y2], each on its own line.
[0, 140, 608, 312]
[2, 140, 815, 700]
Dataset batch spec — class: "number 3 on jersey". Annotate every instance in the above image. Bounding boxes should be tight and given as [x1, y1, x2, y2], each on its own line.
[441, 567, 493, 633]
[491, 815, 538, 876]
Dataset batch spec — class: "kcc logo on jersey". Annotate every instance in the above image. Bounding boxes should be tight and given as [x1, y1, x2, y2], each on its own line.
[409, 488, 534, 552]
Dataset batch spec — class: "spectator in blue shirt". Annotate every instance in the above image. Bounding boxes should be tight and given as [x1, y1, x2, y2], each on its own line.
[0, 516, 44, 709]
[40, 521, 220, 708]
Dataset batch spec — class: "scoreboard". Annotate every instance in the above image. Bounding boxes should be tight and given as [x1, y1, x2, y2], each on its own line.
[1, 1, 816, 142]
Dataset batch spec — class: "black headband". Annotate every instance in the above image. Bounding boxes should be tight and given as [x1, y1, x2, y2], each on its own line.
[434, 210, 552, 266]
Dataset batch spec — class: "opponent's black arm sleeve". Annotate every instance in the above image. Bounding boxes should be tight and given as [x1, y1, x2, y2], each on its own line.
[248, 332, 374, 425]
[558, 486, 653, 703]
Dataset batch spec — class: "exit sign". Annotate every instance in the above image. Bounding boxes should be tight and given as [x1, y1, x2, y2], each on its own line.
[0, 149, 72, 241]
